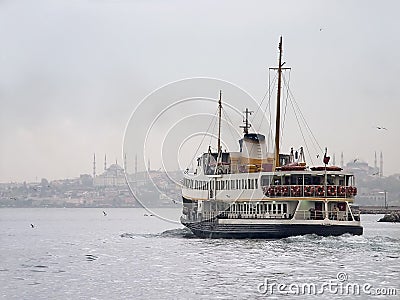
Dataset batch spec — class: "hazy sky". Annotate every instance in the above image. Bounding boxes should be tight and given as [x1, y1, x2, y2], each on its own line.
[1, 0, 400, 182]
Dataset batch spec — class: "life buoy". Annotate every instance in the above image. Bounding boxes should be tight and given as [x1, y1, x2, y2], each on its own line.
[282, 186, 289, 196]
[316, 185, 324, 196]
[274, 185, 282, 196]
[338, 186, 346, 196]
[267, 186, 275, 196]
[347, 186, 353, 196]
[327, 186, 336, 196]
[291, 185, 301, 196]
[304, 185, 313, 196]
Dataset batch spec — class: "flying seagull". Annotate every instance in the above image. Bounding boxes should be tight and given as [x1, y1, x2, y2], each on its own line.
[102, 211, 107, 216]
[30, 224, 35, 228]
[353, 158, 358, 163]
[377, 126, 388, 130]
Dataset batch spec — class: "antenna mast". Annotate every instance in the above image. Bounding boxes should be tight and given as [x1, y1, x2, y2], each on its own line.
[217, 90, 222, 153]
[240, 108, 253, 134]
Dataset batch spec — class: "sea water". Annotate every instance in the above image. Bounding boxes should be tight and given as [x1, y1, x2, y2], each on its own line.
[0, 208, 399, 299]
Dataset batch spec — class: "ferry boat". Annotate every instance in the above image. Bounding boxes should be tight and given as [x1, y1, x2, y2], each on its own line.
[180, 37, 363, 238]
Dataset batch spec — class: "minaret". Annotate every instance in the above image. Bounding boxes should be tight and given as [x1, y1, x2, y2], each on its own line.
[148, 159, 151, 172]
[340, 152, 344, 168]
[93, 153, 96, 184]
[380, 151, 383, 177]
[104, 154, 107, 171]
[115, 158, 118, 186]
[124, 153, 127, 173]
[374, 151, 377, 169]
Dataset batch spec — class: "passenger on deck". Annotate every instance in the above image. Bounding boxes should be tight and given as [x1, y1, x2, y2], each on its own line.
[333, 205, 339, 220]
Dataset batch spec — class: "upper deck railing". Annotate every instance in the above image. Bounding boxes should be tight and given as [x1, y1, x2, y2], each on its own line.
[262, 184, 357, 198]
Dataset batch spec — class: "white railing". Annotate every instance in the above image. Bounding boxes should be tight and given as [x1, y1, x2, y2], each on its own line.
[262, 185, 357, 198]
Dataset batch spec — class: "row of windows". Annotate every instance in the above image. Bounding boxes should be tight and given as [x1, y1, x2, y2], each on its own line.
[182, 178, 209, 190]
[182, 178, 259, 190]
[229, 203, 288, 215]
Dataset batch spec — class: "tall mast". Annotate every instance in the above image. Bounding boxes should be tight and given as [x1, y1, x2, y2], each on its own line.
[217, 90, 222, 153]
[274, 36, 283, 168]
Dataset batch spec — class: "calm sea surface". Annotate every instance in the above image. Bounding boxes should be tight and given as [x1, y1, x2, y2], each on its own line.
[0, 208, 399, 299]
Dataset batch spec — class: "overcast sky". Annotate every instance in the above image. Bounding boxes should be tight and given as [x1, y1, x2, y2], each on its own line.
[1, 0, 399, 182]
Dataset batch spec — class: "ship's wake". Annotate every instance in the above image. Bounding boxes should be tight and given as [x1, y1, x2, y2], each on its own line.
[120, 228, 195, 239]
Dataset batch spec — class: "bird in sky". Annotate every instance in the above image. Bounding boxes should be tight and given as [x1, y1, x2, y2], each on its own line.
[372, 172, 379, 176]
[102, 211, 107, 216]
[353, 158, 358, 163]
[30, 224, 35, 228]
[377, 126, 388, 130]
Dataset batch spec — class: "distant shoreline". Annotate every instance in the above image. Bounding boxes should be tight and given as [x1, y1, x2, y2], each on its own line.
[359, 206, 400, 214]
